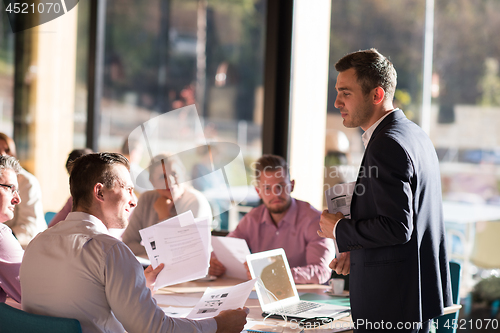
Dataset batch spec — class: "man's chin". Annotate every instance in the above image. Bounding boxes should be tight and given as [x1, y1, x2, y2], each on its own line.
[267, 202, 291, 215]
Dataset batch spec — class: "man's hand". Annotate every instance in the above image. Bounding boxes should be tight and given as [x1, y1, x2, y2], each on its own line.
[144, 263, 165, 291]
[209, 254, 226, 277]
[318, 210, 344, 239]
[153, 197, 174, 221]
[329, 252, 350, 275]
[214, 308, 248, 333]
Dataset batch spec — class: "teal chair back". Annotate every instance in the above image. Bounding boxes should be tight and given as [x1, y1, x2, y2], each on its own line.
[434, 261, 462, 333]
[44, 211, 57, 225]
[0, 303, 82, 333]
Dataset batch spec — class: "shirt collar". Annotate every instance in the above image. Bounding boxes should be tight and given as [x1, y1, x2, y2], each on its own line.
[65, 212, 110, 235]
[361, 109, 396, 148]
[262, 198, 298, 227]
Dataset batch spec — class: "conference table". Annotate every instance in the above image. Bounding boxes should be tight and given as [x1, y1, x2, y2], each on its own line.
[154, 276, 462, 333]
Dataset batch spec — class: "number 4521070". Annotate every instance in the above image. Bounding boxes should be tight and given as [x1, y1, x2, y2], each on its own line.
[5, 2, 62, 14]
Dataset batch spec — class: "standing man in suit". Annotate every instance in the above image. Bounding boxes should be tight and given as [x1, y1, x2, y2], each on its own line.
[318, 49, 451, 333]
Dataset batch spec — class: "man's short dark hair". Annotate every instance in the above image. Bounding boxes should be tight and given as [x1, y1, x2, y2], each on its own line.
[254, 154, 289, 182]
[335, 48, 397, 100]
[0, 155, 21, 177]
[69, 153, 130, 209]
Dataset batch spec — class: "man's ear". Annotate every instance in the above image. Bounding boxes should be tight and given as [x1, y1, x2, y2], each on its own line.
[372, 87, 385, 105]
[254, 184, 262, 199]
[94, 183, 105, 203]
[290, 179, 295, 193]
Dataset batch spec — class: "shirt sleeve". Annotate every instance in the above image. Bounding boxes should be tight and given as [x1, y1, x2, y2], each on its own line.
[291, 217, 334, 284]
[104, 242, 217, 333]
[0, 227, 24, 303]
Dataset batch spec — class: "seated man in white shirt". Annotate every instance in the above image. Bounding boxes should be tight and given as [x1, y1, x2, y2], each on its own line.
[20, 152, 247, 333]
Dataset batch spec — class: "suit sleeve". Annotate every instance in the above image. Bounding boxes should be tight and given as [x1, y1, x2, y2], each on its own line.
[336, 137, 415, 252]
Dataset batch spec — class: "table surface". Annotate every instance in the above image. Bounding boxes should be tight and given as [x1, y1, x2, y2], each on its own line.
[156, 276, 461, 332]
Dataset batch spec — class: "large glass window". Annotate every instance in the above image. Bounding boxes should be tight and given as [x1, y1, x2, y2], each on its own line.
[326, 0, 500, 309]
[0, 9, 15, 135]
[325, 0, 426, 200]
[99, 0, 267, 229]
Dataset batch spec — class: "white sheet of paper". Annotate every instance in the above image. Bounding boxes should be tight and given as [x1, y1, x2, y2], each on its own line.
[139, 211, 211, 289]
[160, 306, 192, 318]
[153, 294, 201, 307]
[186, 279, 256, 319]
[211, 236, 251, 280]
[325, 181, 355, 258]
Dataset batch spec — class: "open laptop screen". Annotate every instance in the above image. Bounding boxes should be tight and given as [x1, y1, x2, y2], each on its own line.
[247, 249, 297, 307]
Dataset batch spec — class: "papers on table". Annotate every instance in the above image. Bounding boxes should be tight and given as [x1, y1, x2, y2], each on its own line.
[186, 279, 256, 319]
[139, 211, 211, 290]
[211, 236, 251, 280]
[325, 182, 355, 257]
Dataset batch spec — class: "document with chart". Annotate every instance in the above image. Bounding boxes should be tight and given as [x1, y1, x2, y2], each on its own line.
[139, 211, 211, 289]
[186, 279, 256, 319]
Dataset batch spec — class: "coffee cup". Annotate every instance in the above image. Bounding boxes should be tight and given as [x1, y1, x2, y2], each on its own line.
[328, 278, 345, 295]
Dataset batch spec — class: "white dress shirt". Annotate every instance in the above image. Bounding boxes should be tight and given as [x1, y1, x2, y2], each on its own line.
[20, 212, 217, 333]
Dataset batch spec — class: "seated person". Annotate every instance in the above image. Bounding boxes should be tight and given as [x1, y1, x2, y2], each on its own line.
[20, 153, 247, 333]
[0, 155, 23, 303]
[122, 153, 212, 256]
[48, 148, 93, 228]
[0, 133, 46, 246]
[209, 154, 334, 284]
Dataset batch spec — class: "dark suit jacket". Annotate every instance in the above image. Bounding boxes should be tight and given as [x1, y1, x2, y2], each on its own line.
[336, 110, 452, 330]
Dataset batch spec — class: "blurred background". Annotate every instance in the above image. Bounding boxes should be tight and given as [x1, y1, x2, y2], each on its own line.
[1, 0, 500, 329]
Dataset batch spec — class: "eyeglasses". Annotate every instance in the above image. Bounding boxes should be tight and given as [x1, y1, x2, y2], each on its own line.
[0, 183, 19, 195]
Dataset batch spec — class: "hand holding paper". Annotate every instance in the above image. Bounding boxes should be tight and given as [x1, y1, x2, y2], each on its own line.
[186, 279, 256, 319]
[211, 236, 251, 280]
[139, 211, 212, 289]
[321, 181, 355, 258]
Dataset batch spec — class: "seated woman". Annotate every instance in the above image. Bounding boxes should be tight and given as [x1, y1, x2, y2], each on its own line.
[122, 153, 212, 256]
[0, 155, 24, 303]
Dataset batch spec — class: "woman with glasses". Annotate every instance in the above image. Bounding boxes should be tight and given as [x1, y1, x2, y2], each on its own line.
[0, 133, 46, 247]
[0, 155, 23, 303]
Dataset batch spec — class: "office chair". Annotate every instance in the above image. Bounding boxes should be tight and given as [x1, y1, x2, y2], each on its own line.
[0, 303, 82, 333]
[433, 261, 462, 333]
[44, 211, 57, 226]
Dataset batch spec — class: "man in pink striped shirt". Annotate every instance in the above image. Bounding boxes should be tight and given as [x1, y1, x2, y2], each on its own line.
[210, 154, 334, 284]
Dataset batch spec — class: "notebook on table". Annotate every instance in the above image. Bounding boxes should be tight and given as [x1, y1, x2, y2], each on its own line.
[246, 248, 350, 323]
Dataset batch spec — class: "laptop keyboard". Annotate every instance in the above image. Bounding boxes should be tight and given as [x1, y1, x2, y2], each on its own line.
[278, 301, 322, 315]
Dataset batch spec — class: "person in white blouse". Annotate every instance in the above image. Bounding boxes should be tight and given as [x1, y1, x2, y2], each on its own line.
[0, 155, 24, 304]
[20, 152, 247, 333]
[0, 133, 46, 247]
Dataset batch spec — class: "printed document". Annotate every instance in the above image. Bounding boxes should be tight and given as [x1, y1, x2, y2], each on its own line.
[211, 236, 251, 280]
[186, 279, 256, 319]
[139, 211, 211, 289]
[325, 181, 355, 257]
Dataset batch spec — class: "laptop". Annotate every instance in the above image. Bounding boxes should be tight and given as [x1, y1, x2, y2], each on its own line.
[246, 248, 350, 323]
